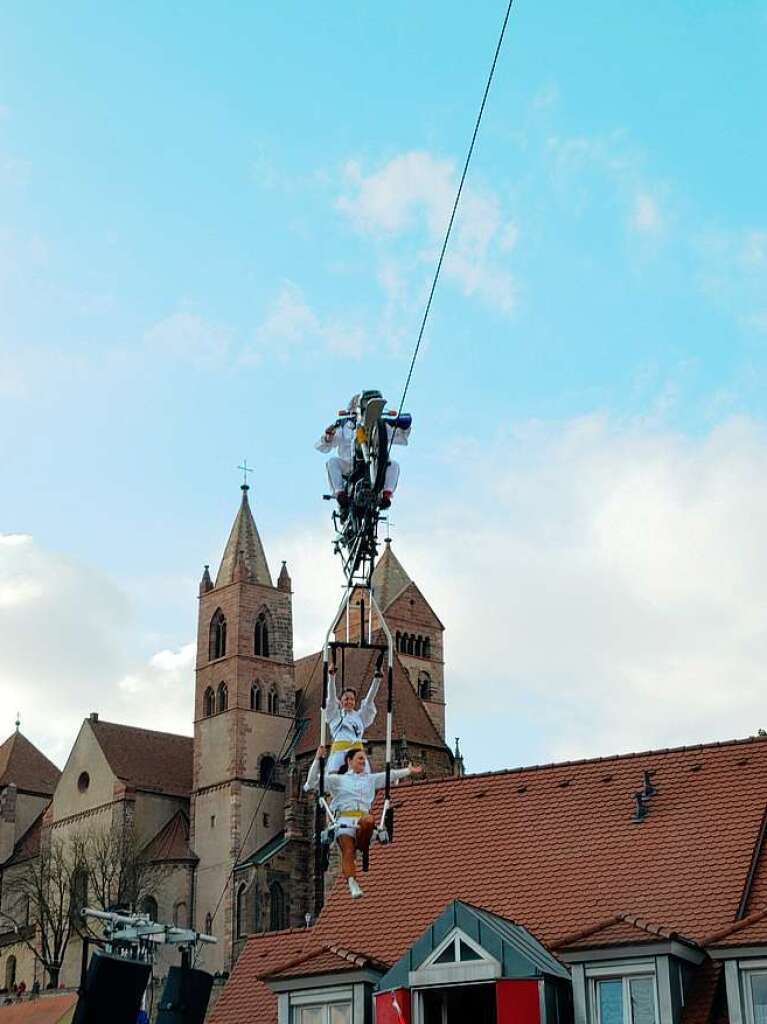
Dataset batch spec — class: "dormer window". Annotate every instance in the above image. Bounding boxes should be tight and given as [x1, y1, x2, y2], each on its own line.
[740, 968, 767, 1024]
[588, 969, 658, 1024]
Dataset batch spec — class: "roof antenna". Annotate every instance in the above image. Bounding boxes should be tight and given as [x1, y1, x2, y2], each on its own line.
[632, 792, 648, 824]
[641, 770, 657, 799]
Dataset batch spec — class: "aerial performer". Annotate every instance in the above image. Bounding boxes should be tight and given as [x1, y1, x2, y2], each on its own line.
[315, 390, 412, 511]
[305, 746, 423, 898]
[325, 662, 382, 773]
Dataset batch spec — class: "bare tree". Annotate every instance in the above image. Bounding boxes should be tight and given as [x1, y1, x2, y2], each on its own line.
[73, 825, 167, 914]
[1, 834, 83, 988]
[1, 825, 169, 987]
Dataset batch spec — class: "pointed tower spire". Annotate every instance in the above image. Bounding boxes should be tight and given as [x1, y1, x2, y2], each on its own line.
[371, 538, 412, 611]
[199, 564, 213, 595]
[277, 561, 291, 593]
[215, 485, 272, 588]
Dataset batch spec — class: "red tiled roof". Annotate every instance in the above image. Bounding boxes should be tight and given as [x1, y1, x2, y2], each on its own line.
[558, 912, 696, 949]
[0, 732, 60, 795]
[0, 992, 77, 1023]
[89, 719, 192, 797]
[295, 648, 447, 756]
[265, 944, 387, 981]
[705, 907, 767, 946]
[214, 735, 767, 1023]
[141, 810, 197, 863]
[209, 930, 316, 1024]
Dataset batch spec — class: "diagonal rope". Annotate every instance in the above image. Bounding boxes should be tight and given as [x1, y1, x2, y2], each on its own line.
[390, 0, 516, 443]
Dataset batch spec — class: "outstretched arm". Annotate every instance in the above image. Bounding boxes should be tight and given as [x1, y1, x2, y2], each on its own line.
[387, 415, 412, 447]
[371, 764, 424, 790]
[303, 747, 342, 794]
[359, 672, 382, 728]
[315, 425, 339, 454]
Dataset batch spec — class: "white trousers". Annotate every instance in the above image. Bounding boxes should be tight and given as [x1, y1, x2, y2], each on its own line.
[326, 458, 400, 495]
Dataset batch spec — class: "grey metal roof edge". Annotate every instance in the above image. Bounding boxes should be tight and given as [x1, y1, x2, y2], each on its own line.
[560, 940, 705, 966]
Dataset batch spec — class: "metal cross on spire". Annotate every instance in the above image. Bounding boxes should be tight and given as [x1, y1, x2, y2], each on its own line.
[238, 459, 254, 489]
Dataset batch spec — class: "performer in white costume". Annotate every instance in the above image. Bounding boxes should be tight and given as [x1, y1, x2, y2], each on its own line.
[304, 746, 423, 898]
[325, 665, 381, 774]
[315, 397, 411, 508]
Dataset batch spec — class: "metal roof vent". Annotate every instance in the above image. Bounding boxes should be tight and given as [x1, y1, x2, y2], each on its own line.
[632, 771, 657, 824]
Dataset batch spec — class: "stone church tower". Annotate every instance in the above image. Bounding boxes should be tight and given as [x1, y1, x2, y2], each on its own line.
[191, 484, 296, 972]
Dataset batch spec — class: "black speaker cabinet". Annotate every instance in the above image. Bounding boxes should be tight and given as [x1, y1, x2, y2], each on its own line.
[157, 966, 214, 1024]
[73, 950, 151, 1024]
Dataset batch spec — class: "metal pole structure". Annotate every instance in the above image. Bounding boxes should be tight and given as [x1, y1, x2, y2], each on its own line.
[369, 590, 395, 834]
[359, 597, 365, 647]
[315, 584, 355, 916]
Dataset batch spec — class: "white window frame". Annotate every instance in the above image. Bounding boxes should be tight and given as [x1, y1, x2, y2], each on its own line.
[740, 965, 767, 1024]
[410, 927, 500, 989]
[423, 928, 492, 967]
[289, 985, 354, 1024]
[587, 966, 660, 1024]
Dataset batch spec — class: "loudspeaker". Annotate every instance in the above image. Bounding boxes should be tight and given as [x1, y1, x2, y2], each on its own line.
[156, 966, 214, 1024]
[73, 950, 151, 1024]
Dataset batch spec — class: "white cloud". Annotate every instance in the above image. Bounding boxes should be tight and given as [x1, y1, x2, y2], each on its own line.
[0, 534, 194, 764]
[144, 311, 232, 367]
[337, 151, 518, 316]
[630, 192, 664, 235]
[10, 413, 767, 777]
[245, 281, 365, 363]
[280, 414, 767, 771]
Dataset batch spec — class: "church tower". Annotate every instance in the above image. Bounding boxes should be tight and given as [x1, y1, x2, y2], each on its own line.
[339, 539, 447, 740]
[191, 484, 295, 971]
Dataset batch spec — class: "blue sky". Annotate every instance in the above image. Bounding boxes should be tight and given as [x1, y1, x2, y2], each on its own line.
[1, 3, 766, 771]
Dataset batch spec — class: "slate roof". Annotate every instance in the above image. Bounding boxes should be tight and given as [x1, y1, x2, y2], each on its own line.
[211, 734, 767, 1024]
[215, 486, 272, 588]
[141, 810, 197, 863]
[0, 731, 60, 794]
[89, 719, 193, 797]
[379, 900, 570, 993]
[294, 647, 447, 757]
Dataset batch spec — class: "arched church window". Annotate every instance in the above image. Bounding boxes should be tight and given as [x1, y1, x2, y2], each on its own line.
[418, 671, 432, 701]
[209, 609, 227, 661]
[423, 637, 431, 659]
[140, 895, 158, 921]
[259, 755, 276, 785]
[415, 636, 423, 657]
[267, 689, 278, 715]
[407, 634, 415, 655]
[4, 955, 16, 991]
[173, 901, 187, 928]
[255, 613, 270, 658]
[204, 687, 215, 717]
[269, 882, 287, 931]
[251, 683, 262, 712]
[217, 682, 228, 713]
[235, 884, 246, 938]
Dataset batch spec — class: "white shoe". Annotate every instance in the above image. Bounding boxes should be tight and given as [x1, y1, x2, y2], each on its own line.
[347, 877, 364, 899]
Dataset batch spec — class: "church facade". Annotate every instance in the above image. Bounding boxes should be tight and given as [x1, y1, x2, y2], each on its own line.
[0, 485, 456, 990]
